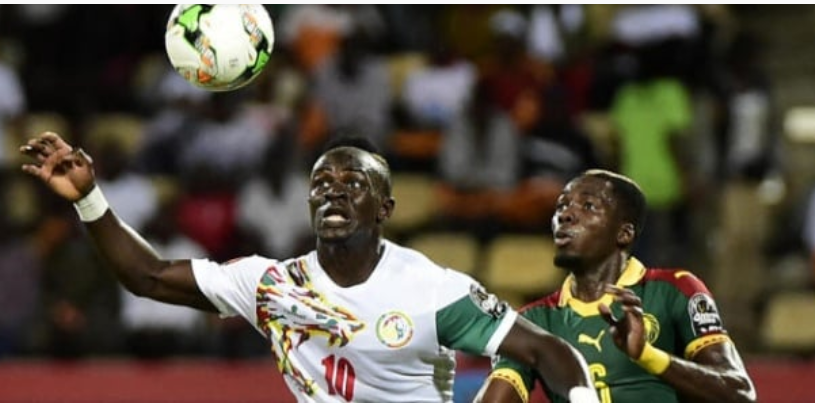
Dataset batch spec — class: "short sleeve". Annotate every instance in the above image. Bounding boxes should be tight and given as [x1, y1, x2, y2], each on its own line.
[191, 256, 269, 321]
[667, 271, 729, 359]
[434, 270, 517, 356]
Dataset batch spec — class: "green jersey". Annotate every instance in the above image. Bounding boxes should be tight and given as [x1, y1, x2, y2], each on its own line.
[491, 258, 731, 403]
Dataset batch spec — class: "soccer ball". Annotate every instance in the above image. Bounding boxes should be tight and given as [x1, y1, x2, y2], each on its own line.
[165, 4, 275, 92]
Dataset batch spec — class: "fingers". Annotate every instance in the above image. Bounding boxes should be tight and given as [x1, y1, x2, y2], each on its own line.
[20, 132, 73, 162]
[21, 145, 75, 183]
[604, 284, 643, 308]
[39, 131, 73, 153]
[42, 147, 74, 182]
[20, 162, 42, 177]
[600, 284, 645, 324]
[74, 147, 93, 165]
[598, 303, 616, 326]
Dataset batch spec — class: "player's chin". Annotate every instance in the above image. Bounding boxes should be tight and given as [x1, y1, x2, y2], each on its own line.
[553, 252, 583, 270]
[315, 226, 355, 243]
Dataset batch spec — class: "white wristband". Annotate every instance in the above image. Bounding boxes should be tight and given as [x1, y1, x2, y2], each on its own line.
[73, 186, 109, 222]
[568, 386, 599, 403]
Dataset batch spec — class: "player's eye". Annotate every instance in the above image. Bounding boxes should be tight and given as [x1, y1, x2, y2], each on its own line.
[311, 179, 329, 190]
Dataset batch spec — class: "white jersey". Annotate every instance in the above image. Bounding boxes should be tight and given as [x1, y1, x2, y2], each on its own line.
[192, 240, 517, 402]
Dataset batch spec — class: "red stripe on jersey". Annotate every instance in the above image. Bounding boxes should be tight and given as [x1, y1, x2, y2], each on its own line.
[643, 268, 712, 298]
[520, 290, 561, 312]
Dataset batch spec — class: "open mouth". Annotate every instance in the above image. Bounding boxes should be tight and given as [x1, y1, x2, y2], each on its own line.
[321, 206, 351, 227]
[323, 213, 349, 225]
[554, 231, 573, 247]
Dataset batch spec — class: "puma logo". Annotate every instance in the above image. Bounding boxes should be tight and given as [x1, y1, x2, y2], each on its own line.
[578, 329, 605, 352]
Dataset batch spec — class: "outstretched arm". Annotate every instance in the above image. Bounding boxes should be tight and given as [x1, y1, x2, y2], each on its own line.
[478, 315, 597, 403]
[20, 132, 216, 312]
[599, 284, 756, 403]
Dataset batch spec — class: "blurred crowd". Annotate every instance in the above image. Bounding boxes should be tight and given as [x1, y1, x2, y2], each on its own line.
[0, 5, 811, 360]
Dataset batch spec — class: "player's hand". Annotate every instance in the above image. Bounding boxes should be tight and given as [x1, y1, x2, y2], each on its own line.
[598, 284, 646, 359]
[20, 132, 96, 202]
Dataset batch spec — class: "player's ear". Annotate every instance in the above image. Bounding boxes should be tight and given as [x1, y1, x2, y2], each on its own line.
[377, 197, 395, 223]
[617, 222, 635, 247]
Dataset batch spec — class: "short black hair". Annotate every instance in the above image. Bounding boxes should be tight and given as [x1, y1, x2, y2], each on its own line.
[583, 169, 647, 239]
[324, 135, 381, 155]
[322, 135, 392, 197]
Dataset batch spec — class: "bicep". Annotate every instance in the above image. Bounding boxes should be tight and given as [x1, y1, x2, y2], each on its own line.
[151, 260, 218, 312]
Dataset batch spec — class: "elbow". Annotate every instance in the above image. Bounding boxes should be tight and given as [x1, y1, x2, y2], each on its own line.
[736, 386, 758, 403]
[726, 391, 756, 403]
[735, 373, 758, 403]
[723, 376, 757, 403]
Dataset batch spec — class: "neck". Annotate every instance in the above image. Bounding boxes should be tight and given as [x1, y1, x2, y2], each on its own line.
[571, 252, 628, 301]
[317, 237, 383, 287]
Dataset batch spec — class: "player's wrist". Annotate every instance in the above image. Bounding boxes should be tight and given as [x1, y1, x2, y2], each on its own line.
[73, 185, 109, 222]
[634, 342, 671, 375]
[568, 386, 600, 403]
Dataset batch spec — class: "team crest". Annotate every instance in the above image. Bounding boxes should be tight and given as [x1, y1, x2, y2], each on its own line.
[376, 311, 414, 348]
[643, 313, 660, 344]
[688, 293, 723, 336]
[469, 284, 508, 318]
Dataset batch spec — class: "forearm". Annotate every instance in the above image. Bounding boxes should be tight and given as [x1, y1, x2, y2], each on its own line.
[532, 333, 593, 398]
[657, 356, 756, 403]
[78, 190, 213, 311]
[636, 342, 755, 403]
[84, 210, 169, 297]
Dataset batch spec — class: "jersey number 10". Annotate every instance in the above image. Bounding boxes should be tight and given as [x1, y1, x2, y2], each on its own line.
[321, 354, 357, 401]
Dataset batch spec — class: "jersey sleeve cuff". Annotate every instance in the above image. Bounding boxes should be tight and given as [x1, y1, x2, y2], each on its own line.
[484, 309, 518, 356]
[684, 333, 731, 359]
[190, 258, 233, 317]
[488, 368, 529, 403]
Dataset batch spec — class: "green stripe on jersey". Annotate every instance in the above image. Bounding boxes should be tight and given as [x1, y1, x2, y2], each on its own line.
[436, 294, 503, 355]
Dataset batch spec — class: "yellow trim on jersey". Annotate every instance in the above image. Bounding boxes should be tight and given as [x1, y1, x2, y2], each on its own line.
[488, 368, 529, 403]
[684, 333, 731, 359]
[558, 258, 647, 317]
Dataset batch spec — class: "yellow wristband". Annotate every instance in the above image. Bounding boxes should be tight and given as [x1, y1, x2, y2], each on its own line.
[635, 343, 671, 375]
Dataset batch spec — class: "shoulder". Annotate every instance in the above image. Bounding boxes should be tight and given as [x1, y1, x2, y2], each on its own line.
[381, 240, 473, 290]
[642, 268, 712, 298]
[385, 240, 447, 275]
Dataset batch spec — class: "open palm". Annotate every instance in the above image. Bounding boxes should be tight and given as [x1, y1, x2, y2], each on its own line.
[20, 132, 96, 202]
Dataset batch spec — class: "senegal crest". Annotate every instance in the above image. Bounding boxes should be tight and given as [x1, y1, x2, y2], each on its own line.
[376, 311, 414, 348]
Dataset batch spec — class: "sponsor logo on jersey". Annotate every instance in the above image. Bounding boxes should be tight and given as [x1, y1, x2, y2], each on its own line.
[643, 313, 660, 344]
[687, 293, 723, 336]
[469, 284, 508, 318]
[376, 311, 414, 348]
[578, 329, 605, 352]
